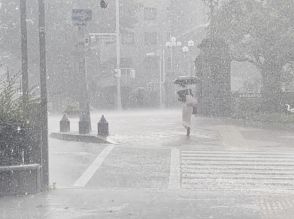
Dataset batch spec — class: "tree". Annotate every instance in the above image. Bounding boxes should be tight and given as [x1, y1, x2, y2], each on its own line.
[211, 0, 294, 112]
[202, 0, 220, 37]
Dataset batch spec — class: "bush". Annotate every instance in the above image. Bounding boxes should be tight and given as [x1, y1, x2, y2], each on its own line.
[247, 112, 294, 124]
[232, 93, 294, 124]
[0, 77, 41, 166]
[232, 93, 262, 119]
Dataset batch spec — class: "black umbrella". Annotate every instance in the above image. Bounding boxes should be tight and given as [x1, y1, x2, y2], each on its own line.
[174, 76, 199, 87]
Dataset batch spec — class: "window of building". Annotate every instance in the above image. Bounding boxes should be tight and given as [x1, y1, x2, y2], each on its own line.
[120, 57, 133, 68]
[144, 7, 157, 20]
[121, 32, 135, 45]
[144, 32, 157, 45]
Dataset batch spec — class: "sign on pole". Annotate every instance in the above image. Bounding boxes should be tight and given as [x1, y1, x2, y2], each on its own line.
[72, 9, 92, 26]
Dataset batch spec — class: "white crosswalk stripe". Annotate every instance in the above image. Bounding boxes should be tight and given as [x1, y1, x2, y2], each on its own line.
[258, 197, 294, 219]
[180, 150, 294, 191]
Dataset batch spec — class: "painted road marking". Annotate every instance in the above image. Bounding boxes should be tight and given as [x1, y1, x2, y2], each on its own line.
[73, 145, 114, 187]
[259, 197, 294, 219]
[168, 148, 180, 189]
[181, 150, 294, 191]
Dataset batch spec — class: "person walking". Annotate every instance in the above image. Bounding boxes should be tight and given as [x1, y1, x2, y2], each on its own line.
[178, 88, 197, 136]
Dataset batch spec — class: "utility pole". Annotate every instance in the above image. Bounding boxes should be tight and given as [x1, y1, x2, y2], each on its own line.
[38, 0, 49, 191]
[115, 0, 122, 110]
[72, 6, 92, 134]
[78, 25, 91, 133]
[20, 0, 28, 101]
[160, 48, 166, 108]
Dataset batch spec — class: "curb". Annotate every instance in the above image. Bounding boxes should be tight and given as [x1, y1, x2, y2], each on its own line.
[229, 118, 294, 131]
[50, 132, 116, 144]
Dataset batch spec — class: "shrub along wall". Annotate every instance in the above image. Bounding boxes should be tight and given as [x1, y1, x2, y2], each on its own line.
[0, 121, 41, 166]
[232, 92, 294, 119]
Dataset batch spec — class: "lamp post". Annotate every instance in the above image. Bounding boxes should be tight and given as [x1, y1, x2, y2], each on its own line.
[146, 50, 165, 108]
[187, 40, 195, 76]
[98, 0, 121, 110]
[181, 40, 195, 76]
[164, 36, 181, 107]
[115, 0, 122, 110]
[182, 45, 189, 75]
[165, 36, 182, 73]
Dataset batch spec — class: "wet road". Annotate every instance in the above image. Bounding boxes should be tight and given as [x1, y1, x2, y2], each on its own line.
[2, 110, 294, 218]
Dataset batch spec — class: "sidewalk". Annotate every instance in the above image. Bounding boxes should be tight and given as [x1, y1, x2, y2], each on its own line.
[0, 188, 277, 219]
[1, 110, 294, 219]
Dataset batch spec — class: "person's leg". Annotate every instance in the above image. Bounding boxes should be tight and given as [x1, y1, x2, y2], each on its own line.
[186, 127, 190, 136]
[183, 105, 193, 136]
[186, 106, 193, 136]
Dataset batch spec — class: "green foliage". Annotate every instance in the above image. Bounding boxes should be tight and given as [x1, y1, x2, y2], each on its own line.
[0, 80, 22, 122]
[212, 0, 294, 68]
[0, 77, 39, 124]
[209, 0, 294, 112]
[232, 95, 294, 124]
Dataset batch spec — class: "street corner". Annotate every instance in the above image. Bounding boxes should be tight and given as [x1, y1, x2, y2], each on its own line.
[49, 138, 108, 188]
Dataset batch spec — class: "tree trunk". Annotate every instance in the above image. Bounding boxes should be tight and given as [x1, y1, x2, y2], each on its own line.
[261, 64, 282, 113]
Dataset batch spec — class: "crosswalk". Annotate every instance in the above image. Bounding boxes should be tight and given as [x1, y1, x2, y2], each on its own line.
[258, 197, 294, 219]
[180, 150, 294, 191]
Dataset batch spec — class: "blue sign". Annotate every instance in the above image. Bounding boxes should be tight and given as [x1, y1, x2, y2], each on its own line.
[72, 9, 92, 26]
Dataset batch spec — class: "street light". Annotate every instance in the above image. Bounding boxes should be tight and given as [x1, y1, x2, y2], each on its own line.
[165, 36, 182, 73]
[188, 40, 195, 47]
[187, 40, 195, 76]
[182, 46, 189, 53]
[146, 51, 165, 108]
[165, 41, 172, 47]
[181, 40, 195, 76]
[182, 46, 189, 75]
[95, 0, 121, 110]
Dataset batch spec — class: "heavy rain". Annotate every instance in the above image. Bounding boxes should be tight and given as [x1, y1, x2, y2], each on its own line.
[1, 0, 294, 218]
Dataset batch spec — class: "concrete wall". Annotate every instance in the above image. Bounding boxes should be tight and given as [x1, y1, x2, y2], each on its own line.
[0, 164, 41, 196]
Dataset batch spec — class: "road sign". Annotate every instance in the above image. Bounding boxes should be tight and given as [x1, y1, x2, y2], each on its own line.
[114, 69, 121, 78]
[130, 69, 136, 79]
[72, 9, 92, 26]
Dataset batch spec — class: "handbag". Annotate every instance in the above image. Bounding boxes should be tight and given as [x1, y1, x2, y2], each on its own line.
[192, 106, 197, 115]
[186, 95, 197, 106]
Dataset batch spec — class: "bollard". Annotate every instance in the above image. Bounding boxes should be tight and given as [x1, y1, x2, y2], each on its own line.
[60, 114, 70, 133]
[98, 115, 109, 137]
[79, 113, 91, 134]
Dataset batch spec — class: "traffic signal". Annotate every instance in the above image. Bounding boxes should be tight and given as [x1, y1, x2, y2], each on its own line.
[100, 0, 108, 8]
[85, 37, 90, 47]
[114, 69, 121, 78]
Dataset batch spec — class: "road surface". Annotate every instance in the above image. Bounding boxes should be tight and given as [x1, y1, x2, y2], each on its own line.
[1, 110, 294, 219]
